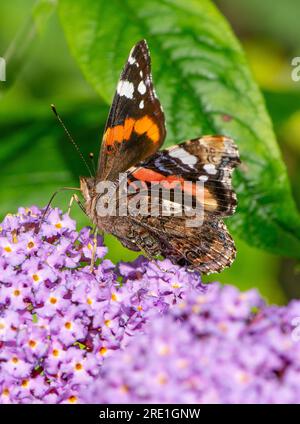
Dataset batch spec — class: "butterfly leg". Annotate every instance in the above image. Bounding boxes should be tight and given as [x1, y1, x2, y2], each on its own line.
[67, 194, 86, 215]
[67, 194, 76, 215]
[67, 194, 79, 215]
[151, 258, 171, 274]
[152, 257, 176, 274]
[90, 227, 98, 273]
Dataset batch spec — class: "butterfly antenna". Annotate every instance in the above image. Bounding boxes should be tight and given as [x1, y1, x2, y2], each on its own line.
[89, 152, 96, 175]
[51, 104, 93, 177]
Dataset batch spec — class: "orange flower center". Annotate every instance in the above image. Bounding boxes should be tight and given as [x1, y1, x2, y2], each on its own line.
[75, 363, 83, 371]
[99, 347, 107, 356]
[28, 340, 37, 348]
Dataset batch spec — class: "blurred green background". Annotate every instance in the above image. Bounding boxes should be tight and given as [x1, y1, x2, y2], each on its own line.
[0, 0, 300, 304]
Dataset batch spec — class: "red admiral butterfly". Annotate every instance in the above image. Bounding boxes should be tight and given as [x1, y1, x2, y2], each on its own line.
[80, 40, 240, 274]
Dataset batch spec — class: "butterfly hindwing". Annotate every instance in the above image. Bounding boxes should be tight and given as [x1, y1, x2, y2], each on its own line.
[128, 215, 236, 274]
[97, 40, 166, 182]
[126, 136, 240, 217]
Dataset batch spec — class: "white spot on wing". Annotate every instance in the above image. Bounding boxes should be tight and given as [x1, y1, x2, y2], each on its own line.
[128, 48, 136, 65]
[140, 70, 143, 77]
[117, 80, 134, 99]
[203, 164, 217, 175]
[137, 80, 146, 95]
[198, 175, 208, 182]
[139, 100, 144, 109]
[169, 148, 197, 166]
[128, 55, 135, 65]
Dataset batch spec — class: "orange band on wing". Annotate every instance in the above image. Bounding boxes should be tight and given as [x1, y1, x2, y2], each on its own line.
[104, 118, 135, 146]
[132, 168, 164, 181]
[103, 115, 160, 146]
[203, 188, 218, 211]
[179, 182, 217, 211]
[133, 168, 184, 184]
[132, 170, 218, 211]
[134, 116, 160, 143]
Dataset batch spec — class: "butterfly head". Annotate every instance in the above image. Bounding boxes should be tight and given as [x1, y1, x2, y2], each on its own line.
[80, 176, 96, 216]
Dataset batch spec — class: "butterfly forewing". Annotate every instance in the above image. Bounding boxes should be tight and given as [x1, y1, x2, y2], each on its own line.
[97, 40, 166, 182]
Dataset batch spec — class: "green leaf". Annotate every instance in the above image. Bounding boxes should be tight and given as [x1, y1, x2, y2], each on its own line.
[58, 0, 300, 259]
[263, 90, 300, 133]
[216, 0, 300, 50]
[0, 0, 56, 96]
[33, 0, 57, 34]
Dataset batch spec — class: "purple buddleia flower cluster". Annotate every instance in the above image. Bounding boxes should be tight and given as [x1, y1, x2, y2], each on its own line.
[1, 207, 300, 404]
[82, 284, 300, 404]
[0, 207, 204, 404]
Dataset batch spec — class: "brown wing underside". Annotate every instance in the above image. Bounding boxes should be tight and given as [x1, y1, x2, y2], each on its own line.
[111, 214, 236, 275]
